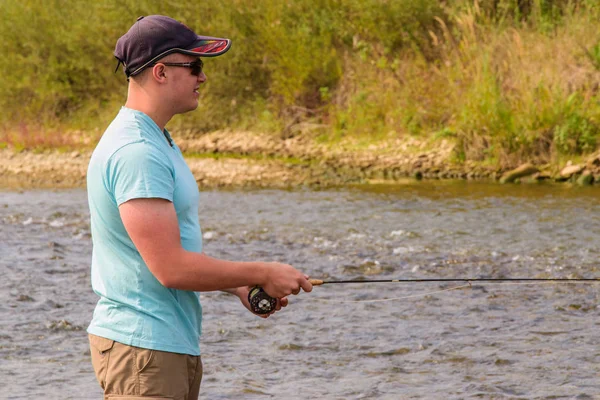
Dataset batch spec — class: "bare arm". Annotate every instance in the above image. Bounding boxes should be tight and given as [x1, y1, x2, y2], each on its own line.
[119, 198, 312, 297]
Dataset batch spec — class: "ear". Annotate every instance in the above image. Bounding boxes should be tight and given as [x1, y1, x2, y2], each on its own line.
[151, 63, 168, 83]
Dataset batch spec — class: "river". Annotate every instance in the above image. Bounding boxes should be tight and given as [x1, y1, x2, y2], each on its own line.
[1, 182, 600, 399]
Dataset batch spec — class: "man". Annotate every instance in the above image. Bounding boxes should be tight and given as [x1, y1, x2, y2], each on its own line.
[86, 15, 312, 399]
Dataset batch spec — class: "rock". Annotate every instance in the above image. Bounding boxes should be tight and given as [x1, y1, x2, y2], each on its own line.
[560, 165, 582, 178]
[586, 151, 600, 169]
[554, 175, 569, 182]
[576, 170, 594, 186]
[500, 163, 539, 184]
[47, 319, 82, 331]
[533, 172, 551, 181]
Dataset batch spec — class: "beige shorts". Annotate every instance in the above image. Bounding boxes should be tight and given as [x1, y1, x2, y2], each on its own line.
[89, 334, 202, 400]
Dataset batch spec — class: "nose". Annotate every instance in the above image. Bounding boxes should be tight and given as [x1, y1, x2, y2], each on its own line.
[197, 71, 206, 83]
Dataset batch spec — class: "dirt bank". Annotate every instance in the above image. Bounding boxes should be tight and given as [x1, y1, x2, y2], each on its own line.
[2, 131, 600, 189]
[0, 148, 310, 189]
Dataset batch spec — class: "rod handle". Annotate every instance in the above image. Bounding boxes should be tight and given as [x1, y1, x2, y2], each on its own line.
[309, 279, 324, 286]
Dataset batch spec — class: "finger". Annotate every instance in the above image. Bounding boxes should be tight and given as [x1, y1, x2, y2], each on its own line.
[300, 278, 313, 293]
[279, 297, 288, 307]
[304, 274, 310, 279]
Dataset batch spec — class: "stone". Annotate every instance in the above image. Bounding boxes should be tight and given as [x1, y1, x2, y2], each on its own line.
[576, 170, 594, 186]
[560, 164, 582, 178]
[533, 172, 551, 181]
[586, 151, 600, 169]
[500, 163, 539, 184]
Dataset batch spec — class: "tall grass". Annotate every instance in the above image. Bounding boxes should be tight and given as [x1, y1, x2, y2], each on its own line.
[1, 0, 599, 166]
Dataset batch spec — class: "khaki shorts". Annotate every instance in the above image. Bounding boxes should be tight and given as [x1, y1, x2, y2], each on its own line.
[89, 334, 202, 400]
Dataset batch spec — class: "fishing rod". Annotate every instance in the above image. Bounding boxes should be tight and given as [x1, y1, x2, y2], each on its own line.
[310, 278, 600, 284]
[248, 278, 600, 314]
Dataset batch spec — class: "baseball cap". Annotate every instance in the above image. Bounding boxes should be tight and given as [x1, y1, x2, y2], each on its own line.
[114, 15, 231, 77]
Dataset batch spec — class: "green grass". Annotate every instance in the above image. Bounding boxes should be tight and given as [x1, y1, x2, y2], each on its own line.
[1, 0, 599, 167]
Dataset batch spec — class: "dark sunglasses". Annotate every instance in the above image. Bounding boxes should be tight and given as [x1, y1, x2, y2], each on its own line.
[151, 58, 204, 76]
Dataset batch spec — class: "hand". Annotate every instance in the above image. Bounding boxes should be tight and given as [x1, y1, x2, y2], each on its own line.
[236, 286, 288, 318]
[261, 263, 312, 299]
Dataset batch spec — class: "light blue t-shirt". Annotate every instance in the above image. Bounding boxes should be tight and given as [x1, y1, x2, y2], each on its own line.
[87, 107, 202, 355]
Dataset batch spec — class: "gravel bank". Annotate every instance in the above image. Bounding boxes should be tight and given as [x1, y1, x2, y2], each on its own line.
[2, 131, 599, 189]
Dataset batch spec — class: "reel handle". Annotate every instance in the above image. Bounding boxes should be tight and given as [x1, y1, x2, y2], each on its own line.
[247, 279, 324, 314]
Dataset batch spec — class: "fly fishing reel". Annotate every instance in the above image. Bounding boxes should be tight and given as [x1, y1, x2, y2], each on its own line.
[248, 287, 277, 315]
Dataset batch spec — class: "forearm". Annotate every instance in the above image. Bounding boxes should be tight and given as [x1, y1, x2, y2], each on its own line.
[158, 250, 268, 292]
[118, 198, 305, 296]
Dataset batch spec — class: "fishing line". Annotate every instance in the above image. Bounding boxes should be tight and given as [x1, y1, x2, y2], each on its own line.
[308, 280, 600, 305]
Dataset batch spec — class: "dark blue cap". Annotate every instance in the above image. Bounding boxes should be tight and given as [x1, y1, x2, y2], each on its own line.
[114, 15, 231, 77]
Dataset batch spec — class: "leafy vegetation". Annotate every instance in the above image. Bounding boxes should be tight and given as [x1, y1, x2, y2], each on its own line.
[1, 0, 599, 166]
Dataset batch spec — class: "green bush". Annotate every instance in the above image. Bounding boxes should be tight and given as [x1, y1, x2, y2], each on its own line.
[553, 93, 599, 154]
[1, 0, 599, 165]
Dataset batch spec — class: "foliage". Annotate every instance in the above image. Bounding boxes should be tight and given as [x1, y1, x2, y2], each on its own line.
[1, 0, 599, 165]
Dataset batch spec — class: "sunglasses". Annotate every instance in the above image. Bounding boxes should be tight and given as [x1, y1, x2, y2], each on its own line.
[151, 58, 204, 76]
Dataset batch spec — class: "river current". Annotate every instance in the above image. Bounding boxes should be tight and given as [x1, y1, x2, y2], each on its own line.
[1, 182, 600, 399]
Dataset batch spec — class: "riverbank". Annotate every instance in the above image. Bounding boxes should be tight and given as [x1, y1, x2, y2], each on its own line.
[2, 131, 600, 189]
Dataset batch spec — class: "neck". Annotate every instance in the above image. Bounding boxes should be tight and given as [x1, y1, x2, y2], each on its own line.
[125, 82, 173, 131]
[125, 99, 172, 132]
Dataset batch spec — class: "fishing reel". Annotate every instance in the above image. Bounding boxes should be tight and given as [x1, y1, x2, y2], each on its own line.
[248, 286, 277, 315]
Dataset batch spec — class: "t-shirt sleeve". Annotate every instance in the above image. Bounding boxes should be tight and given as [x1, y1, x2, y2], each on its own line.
[105, 141, 175, 206]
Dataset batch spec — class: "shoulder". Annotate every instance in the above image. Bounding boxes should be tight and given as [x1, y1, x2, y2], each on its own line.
[95, 112, 171, 169]
[104, 141, 176, 205]
[107, 140, 174, 180]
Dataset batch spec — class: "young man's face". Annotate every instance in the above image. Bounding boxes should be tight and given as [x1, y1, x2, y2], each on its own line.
[160, 54, 207, 115]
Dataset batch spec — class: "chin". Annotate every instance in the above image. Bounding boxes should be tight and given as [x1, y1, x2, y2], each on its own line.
[178, 103, 199, 115]
[188, 99, 200, 111]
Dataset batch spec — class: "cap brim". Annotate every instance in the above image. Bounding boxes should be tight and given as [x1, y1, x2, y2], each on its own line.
[181, 36, 231, 57]
[127, 36, 232, 76]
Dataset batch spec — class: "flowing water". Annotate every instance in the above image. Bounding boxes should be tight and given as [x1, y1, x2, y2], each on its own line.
[1, 182, 600, 399]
